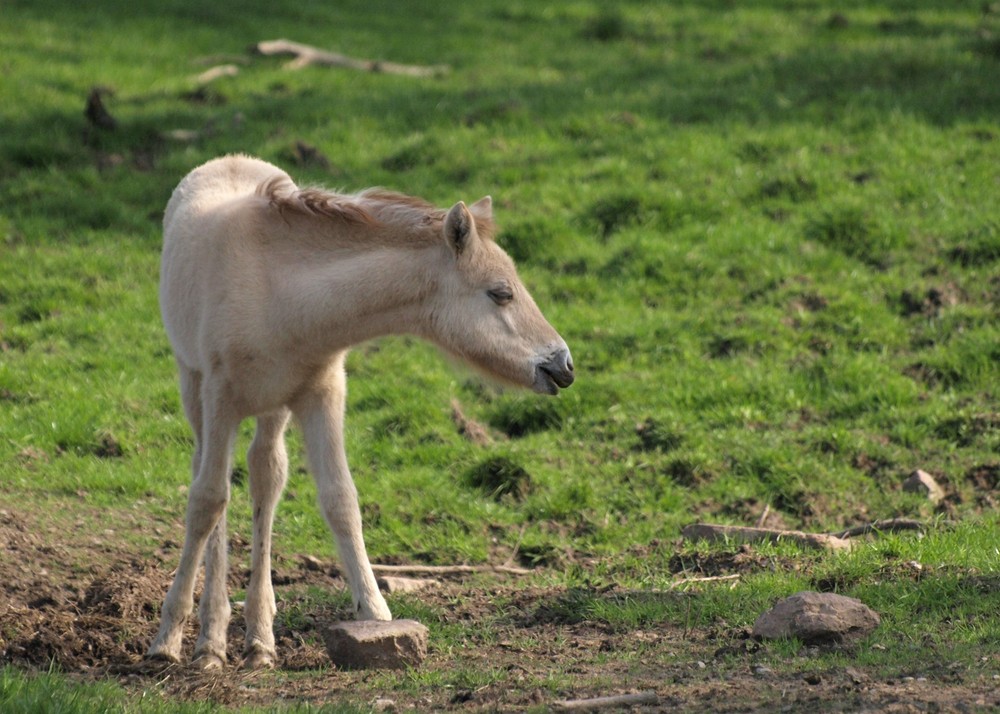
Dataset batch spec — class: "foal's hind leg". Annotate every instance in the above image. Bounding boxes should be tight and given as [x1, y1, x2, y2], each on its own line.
[242, 409, 291, 669]
[192, 510, 230, 670]
[293, 358, 391, 621]
[148, 375, 239, 664]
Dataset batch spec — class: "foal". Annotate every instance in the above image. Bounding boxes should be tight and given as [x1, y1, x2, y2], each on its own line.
[147, 155, 574, 669]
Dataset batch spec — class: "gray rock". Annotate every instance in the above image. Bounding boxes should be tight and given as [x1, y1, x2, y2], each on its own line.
[322, 619, 429, 670]
[753, 591, 880, 645]
[902, 469, 945, 504]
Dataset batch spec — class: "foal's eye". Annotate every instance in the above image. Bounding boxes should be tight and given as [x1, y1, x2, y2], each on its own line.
[487, 287, 514, 306]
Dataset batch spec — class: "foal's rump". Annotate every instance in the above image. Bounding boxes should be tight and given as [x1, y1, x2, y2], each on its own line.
[163, 155, 288, 240]
[159, 156, 291, 371]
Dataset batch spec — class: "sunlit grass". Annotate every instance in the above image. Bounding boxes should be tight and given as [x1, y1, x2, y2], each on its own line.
[1, 0, 999, 708]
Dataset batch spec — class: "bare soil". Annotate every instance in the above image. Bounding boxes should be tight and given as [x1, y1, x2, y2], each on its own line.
[1, 505, 998, 712]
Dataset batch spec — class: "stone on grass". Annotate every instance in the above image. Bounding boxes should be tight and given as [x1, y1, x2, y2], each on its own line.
[902, 469, 945, 504]
[322, 619, 428, 670]
[753, 591, 880, 645]
[299, 554, 326, 571]
[376, 576, 440, 594]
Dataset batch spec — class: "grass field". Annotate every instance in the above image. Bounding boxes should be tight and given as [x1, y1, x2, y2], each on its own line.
[1, 0, 999, 711]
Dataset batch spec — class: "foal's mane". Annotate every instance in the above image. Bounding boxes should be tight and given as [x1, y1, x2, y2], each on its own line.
[255, 175, 495, 242]
[256, 175, 378, 226]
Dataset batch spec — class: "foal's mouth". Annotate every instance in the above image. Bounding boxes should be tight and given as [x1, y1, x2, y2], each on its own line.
[531, 350, 575, 395]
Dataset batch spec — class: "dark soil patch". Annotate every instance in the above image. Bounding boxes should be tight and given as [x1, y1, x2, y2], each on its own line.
[668, 543, 797, 578]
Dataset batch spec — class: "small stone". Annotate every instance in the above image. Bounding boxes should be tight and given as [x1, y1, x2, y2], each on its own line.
[300, 554, 325, 571]
[902, 469, 945, 504]
[376, 576, 440, 594]
[322, 619, 429, 670]
[373, 698, 396, 712]
[845, 667, 866, 686]
[695, 660, 707, 669]
[752, 664, 773, 677]
[753, 591, 880, 645]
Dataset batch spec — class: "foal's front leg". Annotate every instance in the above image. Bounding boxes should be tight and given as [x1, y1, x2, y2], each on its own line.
[294, 364, 391, 621]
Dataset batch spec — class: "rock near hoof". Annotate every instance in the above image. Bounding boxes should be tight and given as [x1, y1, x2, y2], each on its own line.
[321, 619, 429, 670]
[753, 591, 880, 645]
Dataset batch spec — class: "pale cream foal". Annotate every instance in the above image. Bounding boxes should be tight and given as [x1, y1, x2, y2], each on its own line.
[147, 155, 574, 669]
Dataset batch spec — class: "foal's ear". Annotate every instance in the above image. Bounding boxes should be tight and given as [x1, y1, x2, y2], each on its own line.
[444, 201, 476, 257]
[469, 195, 493, 222]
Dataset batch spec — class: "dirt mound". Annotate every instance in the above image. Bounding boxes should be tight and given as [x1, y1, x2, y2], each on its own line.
[0, 513, 168, 671]
[80, 561, 166, 621]
[3, 609, 139, 670]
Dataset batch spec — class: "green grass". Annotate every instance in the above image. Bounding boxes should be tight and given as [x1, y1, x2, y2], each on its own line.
[0, 667, 371, 714]
[1, 0, 999, 709]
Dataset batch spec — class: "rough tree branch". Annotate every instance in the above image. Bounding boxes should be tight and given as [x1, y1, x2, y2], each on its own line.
[253, 39, 449, 77]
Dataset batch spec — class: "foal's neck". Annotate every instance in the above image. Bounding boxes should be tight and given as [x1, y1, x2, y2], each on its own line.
[293, 239, 443, 354]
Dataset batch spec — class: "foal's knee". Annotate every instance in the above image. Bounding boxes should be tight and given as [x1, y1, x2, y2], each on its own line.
[187, 482, 230, 525]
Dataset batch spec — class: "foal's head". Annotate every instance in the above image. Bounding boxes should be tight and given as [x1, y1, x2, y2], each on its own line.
[429, 198, 574, 395]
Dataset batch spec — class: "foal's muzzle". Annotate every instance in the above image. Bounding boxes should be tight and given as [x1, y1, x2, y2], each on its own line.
[532, 347, 575, 395]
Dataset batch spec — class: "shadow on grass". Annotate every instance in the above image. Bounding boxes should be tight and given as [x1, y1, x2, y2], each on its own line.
[2, 0, 998, 241]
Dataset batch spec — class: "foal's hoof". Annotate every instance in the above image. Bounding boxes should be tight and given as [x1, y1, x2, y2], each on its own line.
[145, 647, 181, 664]
[242, 650, 276, 670]
[191, 653, 226, 672]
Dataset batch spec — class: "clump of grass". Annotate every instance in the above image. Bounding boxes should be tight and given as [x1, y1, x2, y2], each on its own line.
[757, 173, 817, 203]
[498, 216, 568, 265]
[465, 455, 532, 502]
[805, 203, 901, 267]
[380, 135, 439, 172]
[706, 333, 753, 359]
[634, 417, 683, 453]
[662, 457, 713, 488]
[488, 398, 564, 438]
[582, 9, 627, 42]
[587, 193, 645, 239]
[946, 222, 1000, 266]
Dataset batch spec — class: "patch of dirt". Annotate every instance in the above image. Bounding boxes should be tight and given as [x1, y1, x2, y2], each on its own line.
[1, 505, 999, 712]
[668, 543, 799, 578]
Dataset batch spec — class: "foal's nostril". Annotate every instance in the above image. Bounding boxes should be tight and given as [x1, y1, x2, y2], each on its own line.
[550, 348, 574, 388]
[557, 348, 573, 374]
